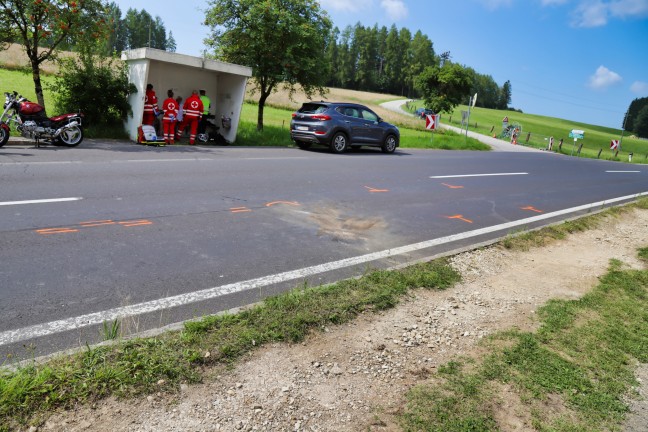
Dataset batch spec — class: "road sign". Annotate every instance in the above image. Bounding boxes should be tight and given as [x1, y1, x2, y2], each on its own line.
[471, 93, 478, 108]
[569, 129, 585, 139]
[425, 114, 437, 130]
[610, 139, 619, 150]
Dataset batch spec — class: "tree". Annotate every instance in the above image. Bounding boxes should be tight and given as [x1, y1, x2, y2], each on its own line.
[50, 38, 136, 130]
[0, 0, 108, 110]
[498, 80, 512, 110]
[166, 30, 176, 52]
[633, 105, 648, 138]
[625, 97, 648, 132]
[408, 30, 435, 97]
[205, 0, 332, 131]
[415, 62, 472, 114]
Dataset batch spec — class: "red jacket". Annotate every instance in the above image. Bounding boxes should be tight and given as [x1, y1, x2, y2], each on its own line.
[144, 89, 159, 115]
[183, 94, 203, 120]
[161, 98, 179, 122]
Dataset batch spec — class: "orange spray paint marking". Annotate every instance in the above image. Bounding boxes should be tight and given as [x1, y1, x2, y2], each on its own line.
[445, 214, 473, 224]
[521, 206, 543, 213]
[35, 228, 79, 235]
[441, 183, 464, 189]
[118, 220, 153, 227]
[230, 207, 252, 213]
[265, 201, 300, 207]
[364, 186, 389, 193]
[79, 220, 115, 227]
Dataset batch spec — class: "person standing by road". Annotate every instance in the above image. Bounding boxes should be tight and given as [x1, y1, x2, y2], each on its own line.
[199, 89, 211, 134]
[161, 89, 179, 145]
[176, 90, 203, 145]
[142, 83, 158, 126]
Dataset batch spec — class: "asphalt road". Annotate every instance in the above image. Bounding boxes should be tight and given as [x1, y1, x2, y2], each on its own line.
[1, 139, 646, 361]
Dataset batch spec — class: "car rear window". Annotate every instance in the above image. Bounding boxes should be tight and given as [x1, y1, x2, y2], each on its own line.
[298, 103, 328, 114]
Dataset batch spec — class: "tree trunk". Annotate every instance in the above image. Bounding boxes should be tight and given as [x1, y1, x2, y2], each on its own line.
[257, 92, 269, 131]
[30, 58, 46, 113]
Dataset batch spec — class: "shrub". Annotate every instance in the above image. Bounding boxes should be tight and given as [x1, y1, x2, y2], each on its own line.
[49, 48, 136, 133]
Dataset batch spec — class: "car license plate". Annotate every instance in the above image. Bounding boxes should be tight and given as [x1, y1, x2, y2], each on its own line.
[296, 126, 308, 131]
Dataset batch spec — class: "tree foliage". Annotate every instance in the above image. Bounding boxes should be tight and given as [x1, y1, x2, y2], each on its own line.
[205, 0, 332, 130]
[49, 39, 136, 129]
[498, 80, 512, 110]
[96, 3, 175, 55]
[0, 0, 108, 110]
[633, 105, 648, 138]
[624, 97, 648, 132]
[415, 62, 472, 114]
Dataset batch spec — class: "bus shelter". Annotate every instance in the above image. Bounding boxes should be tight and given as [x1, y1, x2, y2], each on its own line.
[121, 48, 252, 143]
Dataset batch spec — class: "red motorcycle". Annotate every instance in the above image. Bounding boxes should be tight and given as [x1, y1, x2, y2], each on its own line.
[0, 91, 84, 147]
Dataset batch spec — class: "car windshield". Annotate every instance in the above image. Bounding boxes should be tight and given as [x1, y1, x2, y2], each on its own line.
[299, 103, 328, 114]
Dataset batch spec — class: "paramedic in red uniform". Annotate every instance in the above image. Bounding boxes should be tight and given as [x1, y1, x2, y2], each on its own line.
[142, 83, 158, 126]
[176, 90, 203, 145]
[161, 89, 179, 145]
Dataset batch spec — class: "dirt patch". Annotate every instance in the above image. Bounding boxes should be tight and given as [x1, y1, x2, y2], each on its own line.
[37, 209, 648, 431]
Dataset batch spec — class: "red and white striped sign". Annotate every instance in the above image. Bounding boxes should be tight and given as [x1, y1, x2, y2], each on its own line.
[425, 114, 437, 130]
[610, 139, 619, 150]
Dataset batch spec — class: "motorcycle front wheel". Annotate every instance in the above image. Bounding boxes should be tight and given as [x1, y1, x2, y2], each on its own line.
[56, 125, 83, 147]
[0, 126, 9, 147]
[197, 132, 209, 143]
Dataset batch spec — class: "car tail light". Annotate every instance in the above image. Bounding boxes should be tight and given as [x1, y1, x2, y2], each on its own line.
[311, 114, 331, 121]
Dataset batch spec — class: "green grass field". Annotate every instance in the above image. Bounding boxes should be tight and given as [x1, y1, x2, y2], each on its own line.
[0, 68, 55, 108]
[407, 99, 648, 163]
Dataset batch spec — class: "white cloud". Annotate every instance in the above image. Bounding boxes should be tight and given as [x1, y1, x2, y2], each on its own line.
[381, 0, 408, 20]
[588, 66, 623, 89]
[573, 0, 609, 26]
[571, 0, 648, 27]
[609, 0, 648, 18]
[630, 81, 648, 94]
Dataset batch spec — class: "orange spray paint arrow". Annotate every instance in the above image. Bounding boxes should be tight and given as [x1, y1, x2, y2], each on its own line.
[445, 214, 473, 224]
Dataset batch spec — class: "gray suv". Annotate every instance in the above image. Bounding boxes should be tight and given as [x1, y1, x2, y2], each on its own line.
[290, 102, 400, 154]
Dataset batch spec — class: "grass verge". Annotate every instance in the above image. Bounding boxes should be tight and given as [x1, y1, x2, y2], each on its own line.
[400, 256, 648, 431]
[1, 199, 646, 431]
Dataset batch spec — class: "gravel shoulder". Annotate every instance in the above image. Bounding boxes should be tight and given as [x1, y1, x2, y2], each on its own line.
[37, 208, 648, 431]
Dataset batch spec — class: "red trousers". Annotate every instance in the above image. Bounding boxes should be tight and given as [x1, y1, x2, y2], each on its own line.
[177, 116, 200, 144]
[163, 120, 176, 144]
[142, 113, 155, 126]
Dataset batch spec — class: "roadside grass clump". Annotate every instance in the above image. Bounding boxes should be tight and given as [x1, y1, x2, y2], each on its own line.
[400, 251, 648, 431]
[501, 202, 631, 251]
[0, 259, 459, 430]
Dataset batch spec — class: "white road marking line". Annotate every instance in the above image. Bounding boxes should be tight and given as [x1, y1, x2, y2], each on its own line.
[1, 191, 647, 346]
[430, 172, 528, 179]
[0, 197, 82, 206]
[606, 170, 641, 173]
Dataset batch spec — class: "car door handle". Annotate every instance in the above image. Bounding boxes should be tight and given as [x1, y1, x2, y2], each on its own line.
[345, 121, 351, 123]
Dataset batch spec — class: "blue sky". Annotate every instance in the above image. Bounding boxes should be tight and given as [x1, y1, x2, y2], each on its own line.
[112, 0, 648, 129]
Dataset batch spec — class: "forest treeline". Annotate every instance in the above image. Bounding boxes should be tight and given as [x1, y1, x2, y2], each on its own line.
[324, 23, 512, 109]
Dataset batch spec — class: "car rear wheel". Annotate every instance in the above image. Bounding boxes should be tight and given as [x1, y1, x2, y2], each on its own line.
[295, 140, 311, 150]
[381, 134, 398, 154]
[330, 132, 348, 154]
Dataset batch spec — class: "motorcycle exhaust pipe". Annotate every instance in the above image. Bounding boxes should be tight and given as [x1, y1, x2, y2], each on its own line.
[53, 120, 79, 138]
